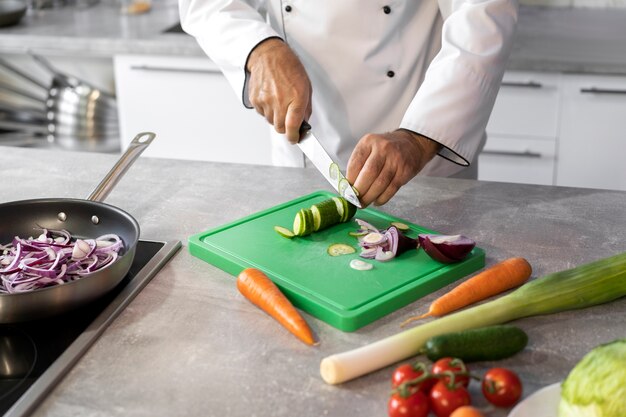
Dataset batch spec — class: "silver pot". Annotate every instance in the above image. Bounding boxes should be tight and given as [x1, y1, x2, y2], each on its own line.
[0, 54, 120, 153]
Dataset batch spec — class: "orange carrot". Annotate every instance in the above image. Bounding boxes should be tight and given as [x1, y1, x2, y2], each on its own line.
[237, 268, 317, 345]
[401, 257, 532, 327]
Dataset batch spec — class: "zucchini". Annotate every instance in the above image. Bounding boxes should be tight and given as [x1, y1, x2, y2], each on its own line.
[287, 197, 358, 238]
[293, 208, 314, 236]
[311, 199, 342, 231]
[422, 325, 528, 362]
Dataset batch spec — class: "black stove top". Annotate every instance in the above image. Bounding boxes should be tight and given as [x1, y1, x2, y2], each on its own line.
[0, 239, 181, 417]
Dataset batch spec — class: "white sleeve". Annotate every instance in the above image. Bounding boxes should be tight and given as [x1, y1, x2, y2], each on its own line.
[399, 0, 519, 166]
[178, 0, 282, 107]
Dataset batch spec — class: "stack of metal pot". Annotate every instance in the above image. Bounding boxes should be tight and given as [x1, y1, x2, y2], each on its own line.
[0, 53, 120, 153]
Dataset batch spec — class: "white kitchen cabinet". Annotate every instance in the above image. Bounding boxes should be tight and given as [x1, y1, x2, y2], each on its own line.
[479, 71, 560, 185]
[480, 136, 557, 185]
[556, 74, 626, 191]
[114, 55, 272, 165]
[486, 71, 561, 139]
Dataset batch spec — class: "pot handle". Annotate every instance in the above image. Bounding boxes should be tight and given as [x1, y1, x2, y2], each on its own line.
[87, 132, 156, 202]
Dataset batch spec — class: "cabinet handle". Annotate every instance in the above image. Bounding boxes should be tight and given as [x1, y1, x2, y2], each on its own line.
[501, 81, 543, 89]
[482, 150, 542, 158]
[129, 65, 221, 74]
[580, 87, 626, 95]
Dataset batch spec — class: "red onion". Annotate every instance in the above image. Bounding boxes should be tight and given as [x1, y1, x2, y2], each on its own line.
[0, 228, 124, 294]
[354, 220, 418, 262]
[418, 234, 476, 263]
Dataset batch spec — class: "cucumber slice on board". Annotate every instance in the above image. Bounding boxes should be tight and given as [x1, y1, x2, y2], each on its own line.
[274, 226, 295, 239]
[391, 221, 410, 231]
[327, 243, 356, 256]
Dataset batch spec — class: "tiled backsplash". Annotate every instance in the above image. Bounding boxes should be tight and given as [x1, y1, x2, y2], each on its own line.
[521, 0, 626, 7]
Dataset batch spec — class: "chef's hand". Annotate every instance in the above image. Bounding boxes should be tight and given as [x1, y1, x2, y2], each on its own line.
[246, 38, 313, 144]
[346, 130, 441, 207]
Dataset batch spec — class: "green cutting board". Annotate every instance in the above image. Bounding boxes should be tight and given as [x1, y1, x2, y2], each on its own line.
[188, 191, 484, 332]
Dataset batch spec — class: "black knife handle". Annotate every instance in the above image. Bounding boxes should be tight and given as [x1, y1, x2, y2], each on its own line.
[299, 120, 312, 139]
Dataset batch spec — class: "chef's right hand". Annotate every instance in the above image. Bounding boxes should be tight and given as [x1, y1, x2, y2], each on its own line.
[246, 38, 313, 144]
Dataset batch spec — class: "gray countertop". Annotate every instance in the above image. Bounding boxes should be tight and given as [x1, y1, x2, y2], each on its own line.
[2, 3, 626, 74]
[1, 145, 625, 417]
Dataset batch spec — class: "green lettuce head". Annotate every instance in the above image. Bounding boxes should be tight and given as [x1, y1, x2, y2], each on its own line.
[559, 338, 626, 417]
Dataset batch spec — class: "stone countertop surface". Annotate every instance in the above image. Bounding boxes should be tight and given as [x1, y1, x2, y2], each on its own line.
[1, 145, 625, 417]
[2, 3, 626, 74]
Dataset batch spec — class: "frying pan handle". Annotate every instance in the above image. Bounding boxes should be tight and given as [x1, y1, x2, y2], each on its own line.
[87, 132, 156, 202]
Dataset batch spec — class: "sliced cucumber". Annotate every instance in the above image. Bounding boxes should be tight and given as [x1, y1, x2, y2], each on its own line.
[349, 230, 369, 237]
[332, 197, 346, 222]
[329, 163, 340, 181]
[338, 178, 351, 197]
[311, 199, 341, 231]
[293, 208, 314, 236]
[391, 221, 410, 231]
[327, 243, 356, 256]
[345, 200, 358, 220]
[274, 225, 295, 239]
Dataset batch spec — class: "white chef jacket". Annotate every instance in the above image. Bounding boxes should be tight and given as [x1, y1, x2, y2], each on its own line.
[179, 0, 518, 178]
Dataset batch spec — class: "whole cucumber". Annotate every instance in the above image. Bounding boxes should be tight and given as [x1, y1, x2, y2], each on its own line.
[423, 325, 528, 362]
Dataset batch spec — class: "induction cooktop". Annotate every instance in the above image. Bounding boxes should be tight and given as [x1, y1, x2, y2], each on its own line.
[0, 239, 181, 417]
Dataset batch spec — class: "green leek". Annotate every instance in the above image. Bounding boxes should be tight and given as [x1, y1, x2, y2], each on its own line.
[320, 251, 626, 385]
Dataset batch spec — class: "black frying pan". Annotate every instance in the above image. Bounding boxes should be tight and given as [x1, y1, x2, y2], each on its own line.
[0, 132, 155, 323]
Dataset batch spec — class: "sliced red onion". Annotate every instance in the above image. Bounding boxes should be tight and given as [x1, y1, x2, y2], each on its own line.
[375, 246, 395, 262]
[359, 247, 378, 259]
[72, 239, 91, 260]
[418, 234, 476, 263]
[0, 229, 124, 293]
[361, 232, 387, 246]
[386, 227, 399, 256]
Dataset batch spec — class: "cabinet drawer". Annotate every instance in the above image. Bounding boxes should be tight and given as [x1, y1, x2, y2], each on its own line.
[478, 136, 556, 185]
[114, 55, 271, 165]
[487, 71, 560, 139]
[556, 74, 626, 191]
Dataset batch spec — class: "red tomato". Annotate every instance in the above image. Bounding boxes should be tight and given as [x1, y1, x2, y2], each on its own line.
[449, 405, 485, 417]
[391, 363, 437, 394]
[431, 357, 470, 388]
[481, 368, 523, 407]
[429, 380, 471, 417]
[388, 390, 430, 417]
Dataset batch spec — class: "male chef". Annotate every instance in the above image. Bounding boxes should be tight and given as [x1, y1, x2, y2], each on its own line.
[179, 0, 518, 206]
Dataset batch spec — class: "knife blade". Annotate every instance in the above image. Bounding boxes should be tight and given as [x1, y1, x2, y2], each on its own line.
[297, 121, 362, 208]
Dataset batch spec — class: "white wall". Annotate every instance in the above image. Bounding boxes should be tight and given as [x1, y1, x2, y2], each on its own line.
[521, 0, 626, 7]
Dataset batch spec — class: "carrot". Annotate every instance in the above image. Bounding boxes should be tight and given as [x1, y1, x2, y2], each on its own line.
[236, 268, 317, 346]
[401, 257, 532, 327]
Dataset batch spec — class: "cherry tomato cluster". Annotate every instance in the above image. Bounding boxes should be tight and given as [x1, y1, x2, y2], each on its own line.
[388, 357, 523, 417]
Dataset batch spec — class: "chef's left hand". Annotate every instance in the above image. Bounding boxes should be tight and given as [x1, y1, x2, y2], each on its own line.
[346, 130, 441, 207]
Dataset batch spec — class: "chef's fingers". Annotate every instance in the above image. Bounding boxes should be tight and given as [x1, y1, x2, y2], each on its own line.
[346, 138, 372, 186]
[358, 161, 395, 207]
[274, 108, 287, 134]
[373, 175, 401, 206]
[263, 107, 275, 127]
[351, 144, 390, 206]
[305, 87, 313, 121]
[285, 100, 308, 144]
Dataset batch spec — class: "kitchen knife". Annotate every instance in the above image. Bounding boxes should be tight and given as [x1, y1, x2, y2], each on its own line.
[298, 121, 362, 208]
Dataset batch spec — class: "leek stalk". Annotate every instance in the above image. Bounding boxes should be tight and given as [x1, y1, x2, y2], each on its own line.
[320, 251, 626, 385]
